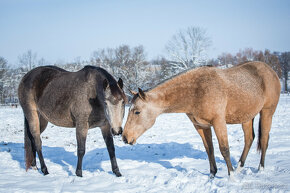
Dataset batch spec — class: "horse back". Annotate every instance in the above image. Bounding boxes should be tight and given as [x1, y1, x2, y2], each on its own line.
[186, 62, 280, 124]
[221, 62, 280, 123]
[18, 66, 68, 103]
[223, 61, 280, 103]
[18, 66, 112, 128]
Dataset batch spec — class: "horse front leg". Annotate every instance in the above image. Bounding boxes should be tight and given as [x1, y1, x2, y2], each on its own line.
[195, 126, 217, 178]
[75, 121, 89, 177]
[101, 123, 122, 177]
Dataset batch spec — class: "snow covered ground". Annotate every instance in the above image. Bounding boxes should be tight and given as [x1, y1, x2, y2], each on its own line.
[0, 94, 290, 193]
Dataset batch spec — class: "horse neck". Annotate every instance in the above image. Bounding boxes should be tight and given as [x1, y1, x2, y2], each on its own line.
[149, 71, 197, 114]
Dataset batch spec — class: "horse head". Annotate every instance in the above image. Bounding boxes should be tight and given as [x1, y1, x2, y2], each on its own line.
[103, 78, 127, 136]
[122, 88, 162, 145]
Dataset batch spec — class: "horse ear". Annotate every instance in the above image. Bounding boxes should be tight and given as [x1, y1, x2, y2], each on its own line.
[138, 88, 146, 100]
[117, 78, 123, 89]
[103, 79, 109, 91]
[129, 89, 137, 95]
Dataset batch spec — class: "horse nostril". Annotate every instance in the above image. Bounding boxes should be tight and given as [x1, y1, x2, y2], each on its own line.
[129, 139, 135, 145]
[123, 135, 128, 144]
[111, 128, 117, 136]
[118, 127, 123, 135]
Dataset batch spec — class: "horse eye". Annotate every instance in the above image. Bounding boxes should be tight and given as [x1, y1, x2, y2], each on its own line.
[135, 111, 140, 115]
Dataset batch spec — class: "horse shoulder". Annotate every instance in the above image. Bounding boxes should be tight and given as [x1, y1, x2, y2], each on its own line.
[189, 69, 227, 123]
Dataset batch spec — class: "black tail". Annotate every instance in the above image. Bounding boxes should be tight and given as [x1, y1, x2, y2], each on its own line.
[257, 116, 262, 152]
[24, 117, 34, 170]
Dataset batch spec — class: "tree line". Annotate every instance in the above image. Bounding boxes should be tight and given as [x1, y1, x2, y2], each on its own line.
[0, 27, 289, 104]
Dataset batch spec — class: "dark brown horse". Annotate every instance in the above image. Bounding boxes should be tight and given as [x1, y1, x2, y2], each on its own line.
[122, 61, 281, 178]
[18, 65, 127, 177]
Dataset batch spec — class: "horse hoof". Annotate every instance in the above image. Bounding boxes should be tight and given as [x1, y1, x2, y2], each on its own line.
[258, 164, 264, 171]
[209, 173, 215, 179]
[44, 171, 49, 175]
[42, 168, 49, 175]
[76, 170, 83, 177]
[114, 170, 122, 177]
[235, 161, 243, 173]
[228, 171, 237, 182]
[31, 166, 38, 170]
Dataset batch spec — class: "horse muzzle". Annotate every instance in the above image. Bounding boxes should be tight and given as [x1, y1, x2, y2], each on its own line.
[122, 135, 135, 145]
[111, 127, 123, 136]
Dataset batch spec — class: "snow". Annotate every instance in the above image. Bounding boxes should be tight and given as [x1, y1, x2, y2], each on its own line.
[0, 94, 290, 192]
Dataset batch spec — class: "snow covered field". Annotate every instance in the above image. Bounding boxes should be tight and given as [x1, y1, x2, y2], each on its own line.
[0, 94, 290, 192]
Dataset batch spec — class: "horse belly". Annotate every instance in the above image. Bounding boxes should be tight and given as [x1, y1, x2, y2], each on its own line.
[39, 108, 75, 128]
[225, 96, 264, 124]
[225, 110, 257, 124]
[37, 97, 76, 128]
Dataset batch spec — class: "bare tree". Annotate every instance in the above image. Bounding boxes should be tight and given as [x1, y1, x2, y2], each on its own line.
[91, 45, 152, 92]
[113, 45, 151, 91]
[262, 49, 281, 78]
[0, 57, 8, 103]
[216, 48, 282, 78]
[165, 26, 212, 74]
[38, 57, 50, 66]
[61, 57, 86, 72]
[0, 57, 7, 78]
[234, 48, 259, 65]
[91, 48, 116, 72]
[18, 50, 37, 72]
[280, 52, 290, 92]
[152, 56, 171, 81]
[206, 58, 219, 67]
[218, 53, 235, 67]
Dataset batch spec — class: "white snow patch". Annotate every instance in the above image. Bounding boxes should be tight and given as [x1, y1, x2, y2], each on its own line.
[0, 94, 290, 192]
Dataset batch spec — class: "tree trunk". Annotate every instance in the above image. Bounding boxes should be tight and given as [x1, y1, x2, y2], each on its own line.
[285, 75, 288, 92]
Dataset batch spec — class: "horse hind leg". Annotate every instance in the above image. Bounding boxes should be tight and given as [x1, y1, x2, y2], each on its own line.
[75, 120, 89, 177]
[236, 118, 255, 173]
[39, 113, 48, 134]
[24, 117, 37, 170]
[27, 113, 48, 170]
[212, 117, 234, 176]
[25, 109, 49, 175]
[257, 109, 274, 170]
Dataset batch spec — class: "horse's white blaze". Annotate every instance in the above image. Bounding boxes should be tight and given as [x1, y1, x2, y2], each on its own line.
[129, 104, 134, 111]
[105, 99, 124, 133]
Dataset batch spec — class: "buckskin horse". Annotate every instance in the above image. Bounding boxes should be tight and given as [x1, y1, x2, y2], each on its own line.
[122, 61, 281, 178]
[18, 65, 127, 177]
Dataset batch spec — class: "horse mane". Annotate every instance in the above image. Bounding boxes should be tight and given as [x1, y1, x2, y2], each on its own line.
[83, 66, 116, 84]
[43, 65, 68, 72]
[130, 65, 213, 103]
[149, 65, 213, 91]
[83, 66, 127, 101]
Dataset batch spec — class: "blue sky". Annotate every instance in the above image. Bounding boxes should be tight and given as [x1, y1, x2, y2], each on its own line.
[0, 0, 290, 65]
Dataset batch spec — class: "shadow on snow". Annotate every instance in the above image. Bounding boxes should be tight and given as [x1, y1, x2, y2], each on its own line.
[0, 141, 230, 176]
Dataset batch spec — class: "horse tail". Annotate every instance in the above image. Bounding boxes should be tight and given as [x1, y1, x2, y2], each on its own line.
[24, 117, 34, 170]
[257, 116, 262, 152]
